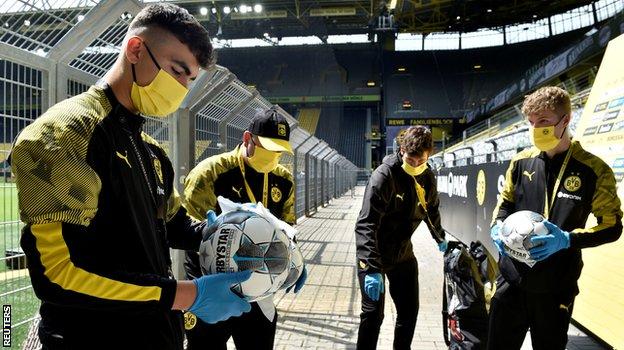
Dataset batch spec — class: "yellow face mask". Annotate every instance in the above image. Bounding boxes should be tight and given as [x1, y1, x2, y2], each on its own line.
[402, 161, 427, 176]
[530, 114, 566, 151]
[130, 43, 188, 117]
[248, 143, 282, 173]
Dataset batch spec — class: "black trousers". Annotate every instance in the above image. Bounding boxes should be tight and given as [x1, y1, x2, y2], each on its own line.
[185, 302, 277, 350]
[487, 277, 575, 350]
[357, 259, 419, 350]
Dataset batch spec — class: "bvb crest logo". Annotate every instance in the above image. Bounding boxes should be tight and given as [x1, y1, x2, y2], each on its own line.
[397, 128, 407, 145]
[564, 175, 581, 192]
[184, 312, 197, 330]
[271, 186, 282, 202]
[153, 158, 163, 184]
[278, 123, 287, 136]
[542, 129, 550, 135]
[476, 169, 486, 206]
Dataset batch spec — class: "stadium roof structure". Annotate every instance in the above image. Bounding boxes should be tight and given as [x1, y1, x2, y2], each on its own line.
[167, 0, 599, 39]
[0, 0, 603, 43]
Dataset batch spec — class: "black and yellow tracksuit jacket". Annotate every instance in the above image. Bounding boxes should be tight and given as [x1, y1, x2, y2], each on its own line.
[355, 152, 445, 274]
[493, 140, 623, 294]
[183, 144, 295, 279]
[10, 83, 204, 349]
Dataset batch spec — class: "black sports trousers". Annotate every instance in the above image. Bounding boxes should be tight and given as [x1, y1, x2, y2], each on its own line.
[487, 277, 575, 350]
[357, 259, 419, 350]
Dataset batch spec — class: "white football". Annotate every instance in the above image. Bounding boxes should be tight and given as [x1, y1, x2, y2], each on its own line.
[499, 210, 549, 266]
[198, 210, 291, 301]
[281, 239, 304, 290]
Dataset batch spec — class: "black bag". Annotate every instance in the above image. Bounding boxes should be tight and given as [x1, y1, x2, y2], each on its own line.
[442, 241, 498, 349]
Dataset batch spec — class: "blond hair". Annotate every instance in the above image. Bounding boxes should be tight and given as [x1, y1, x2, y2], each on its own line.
[521, 86, 571, 116]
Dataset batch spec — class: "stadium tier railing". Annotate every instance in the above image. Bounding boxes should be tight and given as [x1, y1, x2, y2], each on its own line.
[432, 87, 590, 167]
[439, 67, 596, 159]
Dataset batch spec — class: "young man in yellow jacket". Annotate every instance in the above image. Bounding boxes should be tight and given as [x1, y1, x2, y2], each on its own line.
[488, 86, 622, 349]
[10, 4, 250, 349]
[183, 107, 307, 349]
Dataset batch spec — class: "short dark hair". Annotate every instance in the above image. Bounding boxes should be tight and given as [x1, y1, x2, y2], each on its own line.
[399, 125, 433, 156]
[129, 3, 213, 68]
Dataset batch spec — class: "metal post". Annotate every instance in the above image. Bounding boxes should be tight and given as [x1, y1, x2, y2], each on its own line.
[503, 25, 507, 45]
[293, 135, 314, 218]
[305, 141, 323, 215]
[170, 107, 193, 279]
[321, 150, 337, 204]
[366, 108, 372, 170]
[304, 152, 311, 216]
[311, 143, 329, 209]
[172, 108, 194, 184]
[42, 65, 54, 112]
[314, 156, 319, 209]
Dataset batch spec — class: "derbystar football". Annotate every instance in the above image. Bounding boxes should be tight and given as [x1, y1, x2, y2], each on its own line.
[499, 210, 549, 266]
[198, 210, 291, 301]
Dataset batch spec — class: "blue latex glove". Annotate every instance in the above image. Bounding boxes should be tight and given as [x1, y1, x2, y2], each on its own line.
[188, 270, 252, 324]
[364, 273, 384, 301]
[438, 240, 448, 252]
[490, 224, 505, 257]
[529, 221, 570, 261]
[206, 210, 217, 225]
[286, 266, 307, 293]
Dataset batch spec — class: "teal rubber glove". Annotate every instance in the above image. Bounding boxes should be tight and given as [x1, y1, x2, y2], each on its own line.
[438, 240, 448, 252]
[529, 221, 570, 261]
[206, 210, 217, 225]
[285, 266, 307, 293]
[188, 270, 252, 324]
[364, 273, 384, 301]
[490, 224, 505, 256]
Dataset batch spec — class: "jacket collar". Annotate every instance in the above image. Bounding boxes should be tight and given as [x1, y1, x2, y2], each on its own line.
[537, 139, 578, 162]
[96, 80, 145, 132]
[382, 152, 402, 169]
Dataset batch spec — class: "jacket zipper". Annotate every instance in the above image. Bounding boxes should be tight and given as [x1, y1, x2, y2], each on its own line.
[127, 132, 157, 206]
[127, 130, 171, 275]
[412, 176, 444, 242]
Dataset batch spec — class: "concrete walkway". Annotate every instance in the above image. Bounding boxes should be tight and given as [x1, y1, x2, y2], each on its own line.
[228, 186, 608, 350]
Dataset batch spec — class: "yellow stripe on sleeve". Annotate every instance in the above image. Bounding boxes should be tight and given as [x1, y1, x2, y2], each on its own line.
[572, 215, 617, 234]
[33, 222, 162, 302]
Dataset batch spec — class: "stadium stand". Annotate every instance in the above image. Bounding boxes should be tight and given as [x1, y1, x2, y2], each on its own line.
[314, 107, 342, 153]
[296, 108, 321, 134]
[217, 29, 588, 119]
[340, 108, 367, 167]
[217, 44, 379, 97]
[308, 106, 368, 168]
[384, 28, 590, 119]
